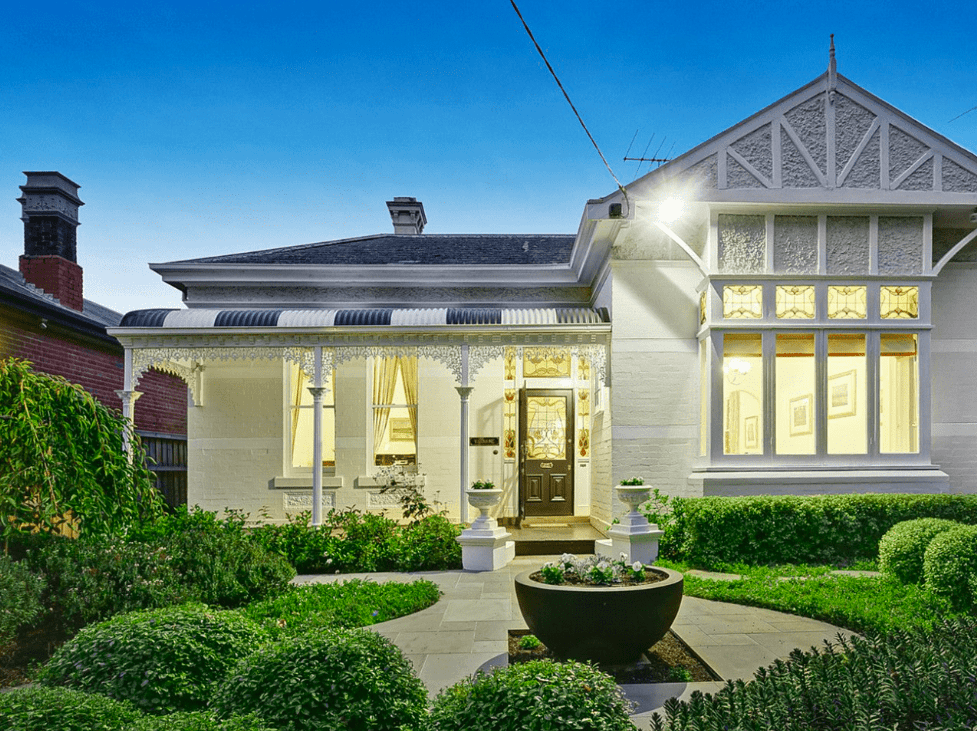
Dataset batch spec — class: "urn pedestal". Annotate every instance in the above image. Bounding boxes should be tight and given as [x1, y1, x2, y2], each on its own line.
[456, 488, 515, 571]
[595, 485, 664, 565]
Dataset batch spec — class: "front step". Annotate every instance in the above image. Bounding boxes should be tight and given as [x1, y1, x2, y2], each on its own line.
[508, 518, 604, 556]
[514, 537, 596, 556]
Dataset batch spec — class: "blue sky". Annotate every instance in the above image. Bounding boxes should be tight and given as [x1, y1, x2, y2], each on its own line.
[1, 0, 975, 314]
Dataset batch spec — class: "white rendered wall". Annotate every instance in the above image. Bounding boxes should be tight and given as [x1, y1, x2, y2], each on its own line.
[605, 259, 702, 528]
[187, 360, 284, 518]
[931, 262, 977, 493]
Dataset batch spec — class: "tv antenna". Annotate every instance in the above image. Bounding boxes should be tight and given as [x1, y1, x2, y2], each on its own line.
[623, 130, 673, 178]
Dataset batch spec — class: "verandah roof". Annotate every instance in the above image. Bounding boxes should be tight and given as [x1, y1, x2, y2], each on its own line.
[119, 307, 608, 329]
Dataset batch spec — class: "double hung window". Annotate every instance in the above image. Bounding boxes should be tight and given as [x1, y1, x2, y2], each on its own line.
[373, 356, 418, 466]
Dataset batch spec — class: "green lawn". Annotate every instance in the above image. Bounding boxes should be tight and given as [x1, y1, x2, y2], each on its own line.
[657, 558, 970, 635]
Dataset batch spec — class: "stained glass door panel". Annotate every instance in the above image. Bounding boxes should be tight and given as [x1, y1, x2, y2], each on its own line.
[520, 390, 573, 517]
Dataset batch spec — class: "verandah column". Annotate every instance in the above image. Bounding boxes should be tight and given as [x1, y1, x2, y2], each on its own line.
[455, 344, 472, 524]
[308, 346, 325, 527]
[116, 347, 142, 461]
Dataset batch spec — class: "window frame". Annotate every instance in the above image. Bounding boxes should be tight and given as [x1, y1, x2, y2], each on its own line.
[283, 361, 336, 477]
[700, 279, 932, 467]
[371, 355, 419, 467]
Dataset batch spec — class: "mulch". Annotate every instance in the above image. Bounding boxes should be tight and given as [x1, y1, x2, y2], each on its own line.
[508, 629, 720, 684]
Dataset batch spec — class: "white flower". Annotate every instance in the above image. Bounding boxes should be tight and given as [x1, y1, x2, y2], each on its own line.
[632, 561, 643, 571]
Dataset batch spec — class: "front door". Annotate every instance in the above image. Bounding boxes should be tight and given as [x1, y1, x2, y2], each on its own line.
[519, 389, 574, 517]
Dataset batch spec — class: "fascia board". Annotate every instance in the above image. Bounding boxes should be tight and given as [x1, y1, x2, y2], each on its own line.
[109, 323, 612, 345]
[152, 262, 581, 287]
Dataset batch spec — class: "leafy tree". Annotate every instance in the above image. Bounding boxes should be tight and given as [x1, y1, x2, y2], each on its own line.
[0, 358, 162, 548]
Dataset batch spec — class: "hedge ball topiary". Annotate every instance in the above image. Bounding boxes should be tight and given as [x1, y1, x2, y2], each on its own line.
[38, 603, 268, 715]
[429, 659, 635, 731]
[211, 627, 428, 731]
[0, 685, 143, 731]
[878, 518, 962, 584]
[923, 523, 977, 610]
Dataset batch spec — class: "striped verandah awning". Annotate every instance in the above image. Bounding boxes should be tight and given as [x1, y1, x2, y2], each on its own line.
[109, 306, 612, 403]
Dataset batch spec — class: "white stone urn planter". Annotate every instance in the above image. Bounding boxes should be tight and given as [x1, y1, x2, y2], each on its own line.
[466, 487, 504, 527]
[596, 483, 664, 565]
[456, 488, 514, 571]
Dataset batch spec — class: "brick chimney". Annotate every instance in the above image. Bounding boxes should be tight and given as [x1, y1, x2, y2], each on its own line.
[17, 171, 85, 312]
[386, 197, 426, 234]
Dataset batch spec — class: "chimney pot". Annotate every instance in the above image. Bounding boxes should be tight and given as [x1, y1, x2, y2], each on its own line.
[386, 197, 427, 234]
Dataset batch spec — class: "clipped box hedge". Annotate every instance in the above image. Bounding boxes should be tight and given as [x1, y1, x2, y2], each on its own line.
[661, 493, 977, 567]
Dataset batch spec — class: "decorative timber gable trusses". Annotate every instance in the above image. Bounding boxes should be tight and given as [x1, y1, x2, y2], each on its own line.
[612, 72, 977, 207]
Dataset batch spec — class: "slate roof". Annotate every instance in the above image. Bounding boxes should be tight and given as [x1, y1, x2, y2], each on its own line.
[0, 263, 122, 330]
[162, 234, 576, 267]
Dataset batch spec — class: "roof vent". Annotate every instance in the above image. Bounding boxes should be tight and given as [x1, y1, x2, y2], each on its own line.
[386, 197, 426, 235]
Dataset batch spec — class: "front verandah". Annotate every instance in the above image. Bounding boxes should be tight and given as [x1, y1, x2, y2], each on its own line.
[109, 329, 610, 528]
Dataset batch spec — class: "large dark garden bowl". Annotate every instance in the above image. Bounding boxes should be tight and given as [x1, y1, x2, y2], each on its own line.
[514, 567, 684, 665]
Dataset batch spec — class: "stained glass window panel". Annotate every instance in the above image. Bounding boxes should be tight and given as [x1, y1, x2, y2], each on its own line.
[526, 396, 567, 460]
[776, 285, 815, 319]
[827, 286, 867, 319]
[523, 348, 571, 378]
[723, 285, 763, 319]
[880, 286, 919, 319]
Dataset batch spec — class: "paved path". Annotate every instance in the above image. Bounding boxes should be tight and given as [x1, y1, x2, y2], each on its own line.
[296, 557, 856, 728]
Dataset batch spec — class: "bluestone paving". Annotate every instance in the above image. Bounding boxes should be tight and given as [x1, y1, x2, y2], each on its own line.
[299, 556, 855, 723]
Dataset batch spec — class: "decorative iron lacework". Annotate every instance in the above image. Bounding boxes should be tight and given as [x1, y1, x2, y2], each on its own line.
[129, 342, 609, 395]
[827, 286, 867, 319]
[723, 285, 763, 319]
[132, 346, 320, 403]
[880, 286, 919, 319]
[776, 285, 815, 319]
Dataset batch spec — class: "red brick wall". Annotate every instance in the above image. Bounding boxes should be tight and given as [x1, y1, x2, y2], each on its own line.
[19, 255, 84, 312]
[0, 307, 186, 435]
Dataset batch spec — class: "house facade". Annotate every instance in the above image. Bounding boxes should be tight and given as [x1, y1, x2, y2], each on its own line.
[110, 63, 977, 528]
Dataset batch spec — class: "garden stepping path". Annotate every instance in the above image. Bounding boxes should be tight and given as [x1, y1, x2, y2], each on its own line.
[296, 557, 856, 730]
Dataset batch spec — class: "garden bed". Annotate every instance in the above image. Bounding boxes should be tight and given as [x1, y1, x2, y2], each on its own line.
[507, 629, 719, 684]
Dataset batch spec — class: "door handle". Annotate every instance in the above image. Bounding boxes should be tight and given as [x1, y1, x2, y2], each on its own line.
[540, 462, 553, 469]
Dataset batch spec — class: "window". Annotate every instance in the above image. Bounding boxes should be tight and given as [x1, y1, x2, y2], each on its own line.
[776, 334, 815, 455]
[287, 363, 335, 470]
[880, 333, 918, 453]
[827, 334, 867, 454]
[373, 356, 417, 466]
[723, 333, 763, 455]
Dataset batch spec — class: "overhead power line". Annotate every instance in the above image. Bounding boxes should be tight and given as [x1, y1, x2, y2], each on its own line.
[509, 0, 629, 210]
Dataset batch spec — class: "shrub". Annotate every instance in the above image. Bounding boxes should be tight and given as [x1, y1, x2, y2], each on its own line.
[248, 511, 335, 574]
[160, 526, 295, 608]
[0, 685, 142, 731]
[38, 603, 268, 715]
[430, 659, 635, 731]
[923, 523, 977, 610]
[878, 517, 961, 584]
[211, 628, 428, 731]
[243, 578, 440, 638]
[392, 514, 462, 571]
[663, 493, 977, 567]
[647, 616, 977, 731]
[250, 509, 462, 574]
[127, 711, 276, 731]
[27, 535, 190, 630]
[0, 554, 45, 655]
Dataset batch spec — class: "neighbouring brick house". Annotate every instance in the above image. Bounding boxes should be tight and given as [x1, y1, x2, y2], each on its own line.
[0, 171, 188, 507]
[111, 58, 977, 529]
